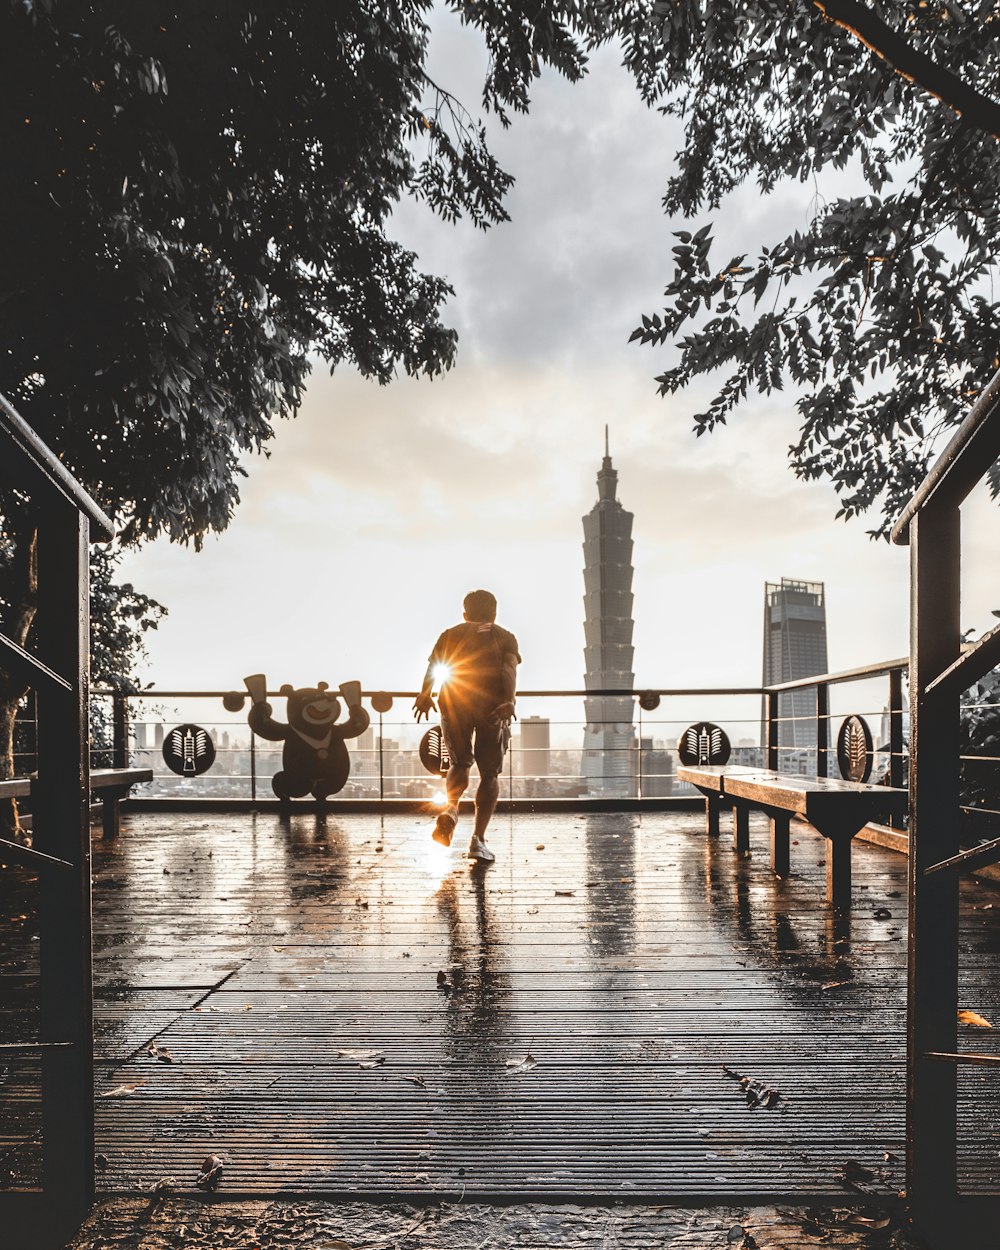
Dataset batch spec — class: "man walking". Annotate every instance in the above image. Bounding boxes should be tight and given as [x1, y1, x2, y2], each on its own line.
[413, 589, 520, 862]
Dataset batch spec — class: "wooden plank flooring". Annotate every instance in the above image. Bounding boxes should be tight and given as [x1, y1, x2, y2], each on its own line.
[3, 809, 1000, 1200]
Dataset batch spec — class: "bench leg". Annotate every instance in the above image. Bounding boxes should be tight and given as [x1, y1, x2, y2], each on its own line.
[102, 793, 121, 839]
[706, 795, 720, 838]
[825, 835, 852, 909]
[770, 814, 791, 877]
[732, 804, 750, 854]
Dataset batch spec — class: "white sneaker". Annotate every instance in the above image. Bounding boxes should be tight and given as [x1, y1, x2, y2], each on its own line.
[468, 836, 495, 863]
[432, 806, 457, 847]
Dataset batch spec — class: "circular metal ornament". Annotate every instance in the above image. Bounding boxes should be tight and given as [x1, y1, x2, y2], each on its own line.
[371, 692, 393, 714]
[222, 692, 246, 713]
[638, 691, 661, 712]
[677, 722, 731, 767]
[837, 714, 873, 783]
[162, 724, 216, 777]
[419, 725, 450, 775]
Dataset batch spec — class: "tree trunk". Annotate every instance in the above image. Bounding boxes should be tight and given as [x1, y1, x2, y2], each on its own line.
[0, 524, 38, 841]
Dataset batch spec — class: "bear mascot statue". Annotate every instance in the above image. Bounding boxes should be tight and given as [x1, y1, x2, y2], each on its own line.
[245, 677, 370, 800]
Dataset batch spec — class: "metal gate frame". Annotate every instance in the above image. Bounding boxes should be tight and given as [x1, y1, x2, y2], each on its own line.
[0, 393, 114, 1247]
[893, 368, 1000, 1246]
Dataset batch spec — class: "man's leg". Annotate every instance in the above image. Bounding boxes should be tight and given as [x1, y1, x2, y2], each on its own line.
[445, 764, 470, 811]
[434, 720, 472, 845]
[468, 722, 506, 860]
[472, 774, 499, 840]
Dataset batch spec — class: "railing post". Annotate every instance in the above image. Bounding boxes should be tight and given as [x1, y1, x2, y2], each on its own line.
[33, 501, 94, 1229]
[766, 690, 779, 770]
[816, 682, 829, 779]
[250, 728, 257, 804]
[907, 505, 961, 1239]
[378, 710, 384, 803]
[889, 666, 904, 801]
[111, 691, 128, 769]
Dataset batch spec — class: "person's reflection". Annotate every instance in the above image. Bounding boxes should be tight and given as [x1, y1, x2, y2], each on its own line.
[583, 813, 638, 958]
[435, 866, 512, 1121]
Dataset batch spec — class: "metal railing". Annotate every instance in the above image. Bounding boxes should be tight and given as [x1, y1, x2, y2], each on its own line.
[71, 664, 914, 807]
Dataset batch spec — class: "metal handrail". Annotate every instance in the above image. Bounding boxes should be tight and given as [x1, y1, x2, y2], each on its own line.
[0, 391, 115, 541]
[763, 656, 908, 694]
[891, 365, 1000, 545]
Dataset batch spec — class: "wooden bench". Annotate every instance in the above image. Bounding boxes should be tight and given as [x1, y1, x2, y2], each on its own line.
[0, 767, 152, 839]
[677, 764, 908, 909]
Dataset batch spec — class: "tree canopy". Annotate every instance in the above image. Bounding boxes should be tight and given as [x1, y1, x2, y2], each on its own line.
[613, 0, 1000, 535]
[6, 1, 999, 549]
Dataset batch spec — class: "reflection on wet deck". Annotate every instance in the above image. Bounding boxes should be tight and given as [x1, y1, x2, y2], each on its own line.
[3, 810, 1000, 1200]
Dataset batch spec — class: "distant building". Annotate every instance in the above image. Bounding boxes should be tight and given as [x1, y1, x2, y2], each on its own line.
[520, 715, 551, 795]
[582, 430, 636, 795]
[761, 578, 829, 758]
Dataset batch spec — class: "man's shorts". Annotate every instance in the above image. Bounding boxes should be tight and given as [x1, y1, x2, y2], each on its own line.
[441, 715, 510, 779]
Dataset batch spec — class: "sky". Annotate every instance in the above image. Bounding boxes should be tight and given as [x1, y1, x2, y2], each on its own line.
[117, 6, 999, 703]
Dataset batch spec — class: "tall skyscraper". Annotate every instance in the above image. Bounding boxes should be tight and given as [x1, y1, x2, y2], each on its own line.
[582, 430, 636, 794]
[761, 578, 829, 757]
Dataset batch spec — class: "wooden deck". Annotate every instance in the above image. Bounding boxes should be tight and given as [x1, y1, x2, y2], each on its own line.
[3, 809, 1000, 1201]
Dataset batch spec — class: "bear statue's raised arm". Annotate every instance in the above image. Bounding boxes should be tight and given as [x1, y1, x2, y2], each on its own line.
[247, 699, 290, 742]
[335, 703, 371, 741]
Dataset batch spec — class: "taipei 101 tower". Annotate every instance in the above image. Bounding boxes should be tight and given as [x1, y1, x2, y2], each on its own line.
[582, 429, 636, 795]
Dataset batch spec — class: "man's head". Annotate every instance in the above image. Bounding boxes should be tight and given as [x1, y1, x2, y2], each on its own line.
[463, 589, 497, 623]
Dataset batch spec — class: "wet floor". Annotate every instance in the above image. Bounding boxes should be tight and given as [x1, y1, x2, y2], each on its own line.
[3, 809, 1000, 1203]
[64, 1195, 934, 1249]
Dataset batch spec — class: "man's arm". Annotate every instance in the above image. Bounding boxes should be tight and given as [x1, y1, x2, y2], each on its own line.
[413, 661, 437, 722]
[492, 652, 519, 722]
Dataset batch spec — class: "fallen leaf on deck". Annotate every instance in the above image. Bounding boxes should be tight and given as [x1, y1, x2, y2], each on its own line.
[147, 1042, 174, 1063]
[821, 980, 850, 991]
[554, 890, 575, 897]
[436, 970, 452, 991]
[150, 1177, 177, 1200]
[195, 1154, 224, 1189]
[842, 1211, 891, 1229]
[505, 1051, 538, 1073]
[958, 1009, 992, 1028]
[337, 1048, 385, 1063]
[873, 908, 892, 920]
[403, 1074, 427, 1088]
[722, 1065, 781, 1109]
[536, 844, 545, 850]
[359, 1057, 386, 1069]
[99, 1081, 145, 1097]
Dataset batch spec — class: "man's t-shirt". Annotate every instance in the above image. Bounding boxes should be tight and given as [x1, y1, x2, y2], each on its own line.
[429, 622, 520, 722]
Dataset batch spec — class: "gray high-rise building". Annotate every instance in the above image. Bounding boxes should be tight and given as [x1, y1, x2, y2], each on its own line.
[582, 431, 636, 795]
[761, 578, 829, 758]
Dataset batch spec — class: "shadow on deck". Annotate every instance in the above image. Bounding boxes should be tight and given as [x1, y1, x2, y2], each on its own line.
[3, 809, 1000, 1203]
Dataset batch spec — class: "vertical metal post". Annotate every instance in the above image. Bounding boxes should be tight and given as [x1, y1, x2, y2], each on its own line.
[250, 729, 257, 803]
[637, 701, 643, 801]
[816, 682, 829, 779]
[33, 503, 94, 1223]
[766, 690, 779, 770]
[378, 710, 384, 803]
[889, 666, 904, 801]
[111, 691, 128, 769]
[907, 506, 961, 1239]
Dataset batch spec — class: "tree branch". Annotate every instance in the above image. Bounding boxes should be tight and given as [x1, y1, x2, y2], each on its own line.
[812, 0, 1000, 141]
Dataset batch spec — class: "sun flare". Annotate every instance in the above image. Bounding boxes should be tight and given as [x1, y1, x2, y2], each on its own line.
[430, 662, 451, 689]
